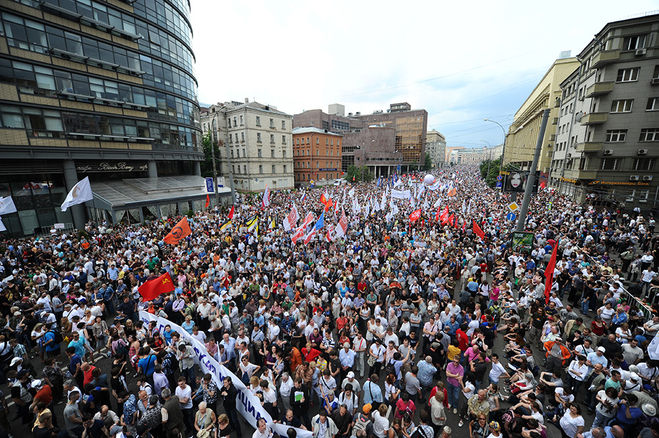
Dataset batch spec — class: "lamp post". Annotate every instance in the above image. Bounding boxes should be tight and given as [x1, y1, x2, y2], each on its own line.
[484, 118, 507, 175]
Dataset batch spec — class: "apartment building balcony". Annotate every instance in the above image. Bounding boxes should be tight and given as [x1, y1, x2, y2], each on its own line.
[585, 81, 614, 98]
[591, 49, 620, 69]
[581, 112, 608, 125]
[574, 142, 603, 152]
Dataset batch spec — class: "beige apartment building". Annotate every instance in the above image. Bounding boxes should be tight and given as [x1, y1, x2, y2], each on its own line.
[504, 56, 580, 173]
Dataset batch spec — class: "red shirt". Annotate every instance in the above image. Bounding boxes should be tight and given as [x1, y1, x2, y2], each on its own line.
[302, 347, 321, 363]
[429, 386, 449, 408]
[34, 384, 53, 406]
[456, 329, 470, 352]
[83, 365, 96, 387]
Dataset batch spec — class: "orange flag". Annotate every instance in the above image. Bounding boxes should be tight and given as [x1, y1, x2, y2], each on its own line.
[138, 272, 175, 301]
[164, 217, 191, 245]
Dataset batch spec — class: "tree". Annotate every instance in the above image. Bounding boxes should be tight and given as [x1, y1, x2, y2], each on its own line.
[344, 165, 374, 183]
[201, 133, 222, 177]
[480, 158, 519, 188]
[423, 153, 432, 171]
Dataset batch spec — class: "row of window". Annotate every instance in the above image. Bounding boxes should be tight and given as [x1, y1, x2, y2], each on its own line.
[0, 58, 199, 126]
[294, 149, 341, 157]
[294, 160, 341, 169]
[133, 0, 193, 47]
[0, 12, 197, 101]
[553, 157, 655, 172]
[227, 115, 288, 130]
[0, 104, 199, 148]
[295, 172, 341, 181]
[294, 136, 341, 147]
[605, 129, 659, 142]
[610, 98, 659, 113]
[224, 148, 290, 160]
[231, 164, 289, 175]
[227, 132, 289, 145]
[562, 64, 659, 103]
[38, 0, 195, 73]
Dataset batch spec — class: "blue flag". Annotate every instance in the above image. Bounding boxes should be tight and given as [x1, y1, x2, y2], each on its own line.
[314, 211, 325, 231]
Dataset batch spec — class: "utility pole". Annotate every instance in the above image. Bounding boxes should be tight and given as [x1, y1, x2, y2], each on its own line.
[516, 109, 550, 232]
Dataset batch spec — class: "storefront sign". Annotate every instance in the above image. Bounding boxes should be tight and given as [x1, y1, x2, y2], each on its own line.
[587, 180, 650, 186]
[76, 162, 148, 173]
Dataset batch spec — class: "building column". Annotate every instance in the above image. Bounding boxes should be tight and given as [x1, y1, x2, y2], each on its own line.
[148, 161, 157, 178]
[194, 161, 201, 176]
[63, 160, 86, 229]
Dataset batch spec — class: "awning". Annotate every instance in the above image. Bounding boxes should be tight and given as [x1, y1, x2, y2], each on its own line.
[91, 175, 231, 211]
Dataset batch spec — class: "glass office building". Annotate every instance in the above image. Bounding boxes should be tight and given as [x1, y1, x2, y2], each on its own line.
[0, 0, 205, 235]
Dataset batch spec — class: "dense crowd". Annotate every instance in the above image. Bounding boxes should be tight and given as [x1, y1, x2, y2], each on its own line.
[0, 165, 657, 438]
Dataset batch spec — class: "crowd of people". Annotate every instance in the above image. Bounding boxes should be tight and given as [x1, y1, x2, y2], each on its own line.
[0, 165, 657, 438]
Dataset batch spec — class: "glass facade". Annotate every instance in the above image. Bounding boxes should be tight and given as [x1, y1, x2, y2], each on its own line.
[0, 0, 202, 235]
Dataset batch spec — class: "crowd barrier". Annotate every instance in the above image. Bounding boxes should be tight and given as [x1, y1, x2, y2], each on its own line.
[139, 311, 312, 438]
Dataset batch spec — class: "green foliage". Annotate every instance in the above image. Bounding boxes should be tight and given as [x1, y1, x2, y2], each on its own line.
[344, 165, 374, 183]
[423, 153, 432, 171]
[480, 158, 520, 188]
[201, 133, 221, 177]
[186, 209, 194, 218]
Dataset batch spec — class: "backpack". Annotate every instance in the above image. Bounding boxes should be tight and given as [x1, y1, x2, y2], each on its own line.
[50, 330, 63, 344]
[383, 360, 396, 378]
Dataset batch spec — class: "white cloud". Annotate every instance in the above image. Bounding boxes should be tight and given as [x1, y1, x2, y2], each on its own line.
[191, 1, 658, 145]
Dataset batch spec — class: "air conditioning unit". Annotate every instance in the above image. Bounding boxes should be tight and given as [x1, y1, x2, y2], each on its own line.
[629, 175, 640, 181]
[638, 149, 648, 155]
[643, 175, 653, 181]
[635, 48, 647, 56]
[603, 149, 613, 156]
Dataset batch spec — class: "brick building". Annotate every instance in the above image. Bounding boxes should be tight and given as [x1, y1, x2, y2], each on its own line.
[292, 127, 342, 185]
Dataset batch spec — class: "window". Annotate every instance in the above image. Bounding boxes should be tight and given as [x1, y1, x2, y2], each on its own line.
[611, 99, 633, 113]
[616, 68, 639, 82]
[654, 65, 659, 79]
[647, 98, 659, 111]
[240, 115, 243, 125]
[255, 116, 261, 126]
[282, 135, 286, 144]
[241, 132, 244, 142]
[623, 35, 646, 51]
[257, 149, 262, 157]
[269, 118, 274, 128]
[640, 129, 659, 142]
[634, 158, 655, 171]
[272, 165, 276, 174]
[270, 134, 275, 144]
[257, 133, 262, 143]
[283, 165, 287, 173]
[243, 165, 246, 174]
[601, 158, 618, 170]
[306, 137, 309, 145]
[281, 120, 285, 130]
[605, 130, 627, 142]
[271, 149, 275, 158]
[233, 117, 237, 127]
[259, 165, 263, 174]
[316, 137, 319, 145]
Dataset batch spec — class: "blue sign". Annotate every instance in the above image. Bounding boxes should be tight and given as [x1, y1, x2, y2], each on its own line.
[205, 177, 215, 193]
[506, 212, 517, 221]
[495, 182, 502, 188]
[497, 175, 503, 181]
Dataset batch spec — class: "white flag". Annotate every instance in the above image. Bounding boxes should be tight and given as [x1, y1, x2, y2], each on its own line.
[334, 209, 348, 239]
[61, 177, 93, 212]
[0, 218, 5, 232]
[391, 189, 411, 200]
[348, 187, 355, 198]
[0, 196, 17, 215]
[434, 197, 442, 208]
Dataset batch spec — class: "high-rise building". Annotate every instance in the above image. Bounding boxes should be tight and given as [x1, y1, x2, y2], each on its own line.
[292, 127, 342, 185]
[549, 13, 659, 210]
[504, 56, 580, 172]
[425, 129, 446, 168]
[0, 0, 204, 235]
[201, 100, 294, 192]
[355, 102, 428, 168]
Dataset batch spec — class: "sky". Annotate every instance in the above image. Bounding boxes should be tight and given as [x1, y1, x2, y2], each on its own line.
[190, 1, 658, 148]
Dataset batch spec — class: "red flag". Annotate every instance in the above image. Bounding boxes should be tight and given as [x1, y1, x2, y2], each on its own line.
[448, 213, 455, 226]
[544, 242, 558, 304]
[462, 221, 466, 232]
[435, 206, 441, 222]
[138, 272, 175, 301]
[228, 205, 235, 220]
[453, 216, 459, 229]
[205, 194, 210, 208]
[472, 220, 485, 240]
[439, 206, 449, 224]
[409, 209, 422, 223]
[164, 217, 192, 245]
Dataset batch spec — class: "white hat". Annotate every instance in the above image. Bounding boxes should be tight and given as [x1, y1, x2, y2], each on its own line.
[10, 357, 22, 366]
[642, 403, 656, 416]
[597, 346, 606, 353]
[347, 371, 355, 378]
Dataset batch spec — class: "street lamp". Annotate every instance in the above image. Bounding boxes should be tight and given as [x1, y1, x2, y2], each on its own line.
[484, 118, 507, 175]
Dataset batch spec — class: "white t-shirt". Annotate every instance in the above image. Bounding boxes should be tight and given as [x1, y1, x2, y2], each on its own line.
[595, 390, 618, 417]
[372, 411, 390, 438]
[489, 362, 507, 383]
[175, 385, 192, 409]
[559, 412, 584, 438]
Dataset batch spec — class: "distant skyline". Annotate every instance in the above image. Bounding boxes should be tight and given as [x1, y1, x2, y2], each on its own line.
[191, 1, 658, 148]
